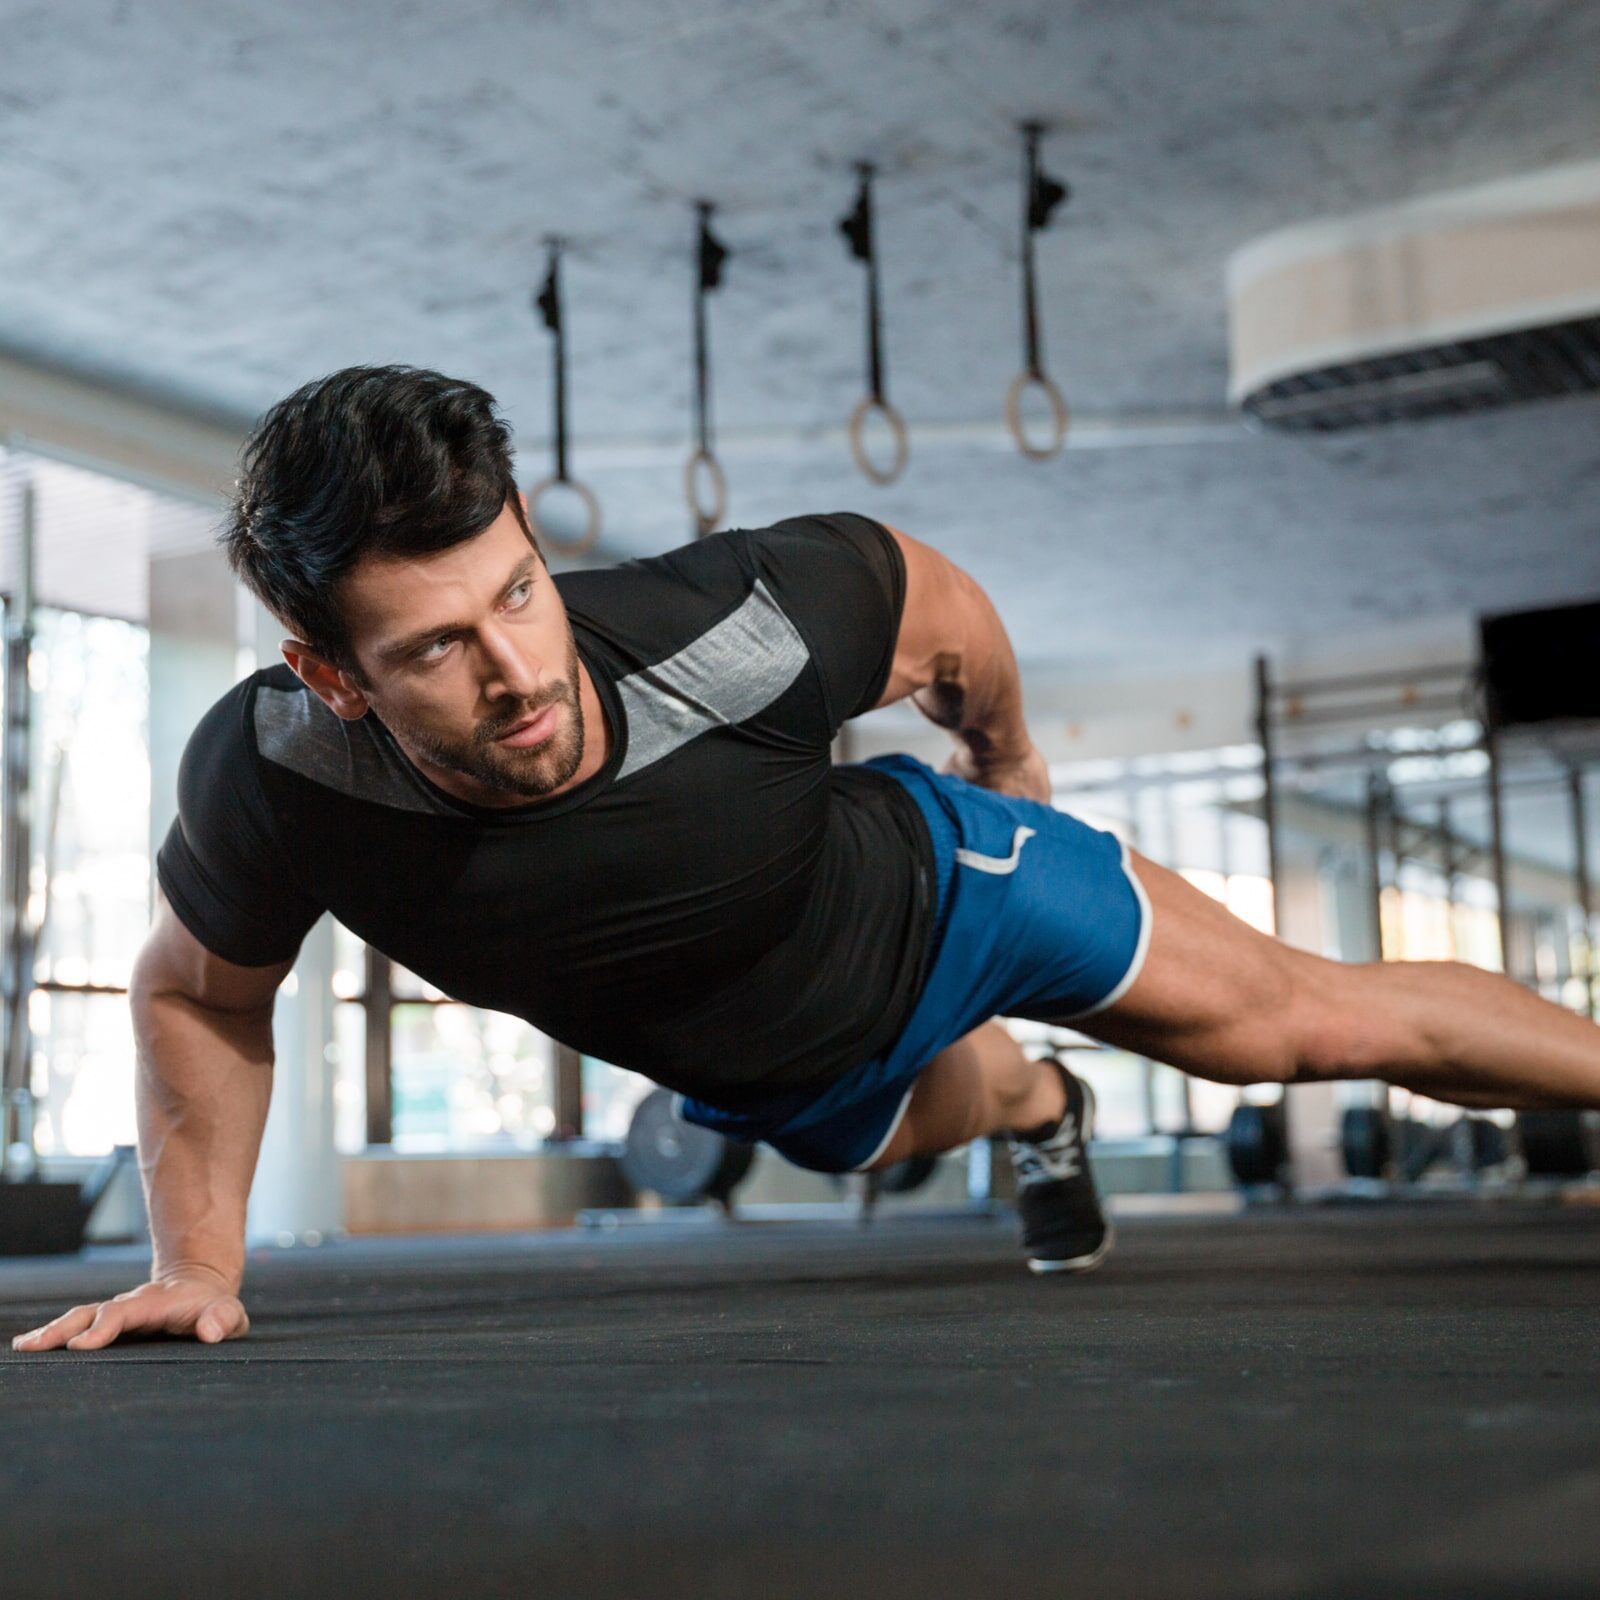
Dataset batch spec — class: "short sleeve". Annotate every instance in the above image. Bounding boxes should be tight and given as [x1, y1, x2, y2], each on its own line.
[155, 678, 324, 966]
[746, 511, 906, 734]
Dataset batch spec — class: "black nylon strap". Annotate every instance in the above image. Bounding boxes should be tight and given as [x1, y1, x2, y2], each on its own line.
[693, 201, 728, 457]
[838, 163, 886, 402]
[1020, 123, 1069, 379]
[534, 238, 569, 482]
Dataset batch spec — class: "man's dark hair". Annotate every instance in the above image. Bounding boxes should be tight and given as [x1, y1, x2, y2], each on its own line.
[221, 365, 530, 682]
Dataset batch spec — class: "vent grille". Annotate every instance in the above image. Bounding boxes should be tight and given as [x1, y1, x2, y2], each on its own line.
[1240, 313, 1600, 433]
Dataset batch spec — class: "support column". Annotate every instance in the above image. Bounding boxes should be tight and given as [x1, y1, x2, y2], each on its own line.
[363, 943, 393, 1146]
[147, 548, 240, 917]
[1277, 832, 1342, 1191]
[1438, 800, 1458, 960]
[1485, 724, 1511, 975]
[553, 1042, 584, 1140]
[1, 481, 38, 1174]
[1571, 767, 1595, 1021]
[1259, 656, 1342, 1191]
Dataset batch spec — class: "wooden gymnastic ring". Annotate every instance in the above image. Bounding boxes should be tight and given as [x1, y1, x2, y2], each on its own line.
[1005, 369, 1069, 461]
[847, 395, 909, 486]
[526, 474, 602, 558]
[684, 447, 727, 537]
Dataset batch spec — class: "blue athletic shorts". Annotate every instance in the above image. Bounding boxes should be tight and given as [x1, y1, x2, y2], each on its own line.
[678, 753, 1153, 1175]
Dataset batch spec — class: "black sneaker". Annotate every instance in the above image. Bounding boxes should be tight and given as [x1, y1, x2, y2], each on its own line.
[1006, 1058, 1113, 1276]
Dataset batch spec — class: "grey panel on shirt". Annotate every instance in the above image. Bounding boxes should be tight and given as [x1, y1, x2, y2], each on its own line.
[255, 685, 447, 814]
[252, 577, 810, 807]
[616, 579, 809, 781]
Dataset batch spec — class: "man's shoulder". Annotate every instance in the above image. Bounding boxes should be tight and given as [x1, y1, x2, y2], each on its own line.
[183, 666, 268, 755]
[553, 513, 894, 628]
[185, 662, 308, 760]
[171, 669, 273, 832]
[555, 527, 753, 601]
[554, 529, 760, 666]
[184, 665, 396, 810]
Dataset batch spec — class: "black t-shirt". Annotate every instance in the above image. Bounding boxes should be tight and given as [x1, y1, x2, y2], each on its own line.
[155, 511, 937, 1106]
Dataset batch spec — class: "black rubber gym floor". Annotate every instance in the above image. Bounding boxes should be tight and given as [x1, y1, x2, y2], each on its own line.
[2, 1202, 1598, 1599]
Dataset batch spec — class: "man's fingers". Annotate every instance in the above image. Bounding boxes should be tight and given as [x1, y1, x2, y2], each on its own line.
[12, 1303, 101, 1352]
[13, 1283, 251, 1353]
[65, 1301, 134, 1351]
[196, 1298, 249, 1343]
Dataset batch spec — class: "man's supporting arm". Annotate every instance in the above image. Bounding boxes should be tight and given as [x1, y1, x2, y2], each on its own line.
[136, 979, 275, 1292]
[873, 523, 1050, 802]
[11, 891, 293, 1353]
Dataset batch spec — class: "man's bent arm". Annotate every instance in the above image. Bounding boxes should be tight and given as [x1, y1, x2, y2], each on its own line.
[131, 971, 277, 1293]
[873, 523, 1045, 797]
[12, 900, 292, 1351]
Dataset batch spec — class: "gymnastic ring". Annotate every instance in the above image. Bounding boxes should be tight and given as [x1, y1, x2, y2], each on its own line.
[526, 474, 602, 558]
[1005, 369, 1069, 461]
[848, 395, 909, 486]
[684, 447, 727, 537]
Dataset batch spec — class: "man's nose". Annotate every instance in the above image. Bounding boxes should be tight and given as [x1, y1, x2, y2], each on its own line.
[479, 624, 542, 699]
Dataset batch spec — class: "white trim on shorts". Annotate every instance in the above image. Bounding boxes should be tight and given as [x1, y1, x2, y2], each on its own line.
[1053, 835, 1154, 1022]
[953, 825, 1037, 875]
[849, 1083, 917, 1173]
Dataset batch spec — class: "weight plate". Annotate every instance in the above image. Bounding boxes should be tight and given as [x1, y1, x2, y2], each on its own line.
[875, 1154, 939, 1195]
[1466, 1116, 1510, 1170]
[1340, 1106, 1391, 1179]
[621, 1089, 753, 1203]
[1225, 1102, 1288, 1187]
[1517, 1110, 1596, 1177]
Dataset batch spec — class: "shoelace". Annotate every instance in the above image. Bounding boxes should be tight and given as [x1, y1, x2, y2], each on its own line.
[1009, 1113, 1082, 1187]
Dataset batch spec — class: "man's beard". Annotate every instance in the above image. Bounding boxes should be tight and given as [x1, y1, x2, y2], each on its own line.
[376, 631, 587, 801]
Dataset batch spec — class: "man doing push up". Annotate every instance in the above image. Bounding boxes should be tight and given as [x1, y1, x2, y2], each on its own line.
[15, 366, 1600, 1352]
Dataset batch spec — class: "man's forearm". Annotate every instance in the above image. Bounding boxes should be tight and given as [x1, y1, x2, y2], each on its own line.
[131, 989, 275, 1293]
[909, 566, 1031, 771]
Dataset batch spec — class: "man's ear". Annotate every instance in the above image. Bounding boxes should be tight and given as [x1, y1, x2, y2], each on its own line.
[279, 641, 372, 721]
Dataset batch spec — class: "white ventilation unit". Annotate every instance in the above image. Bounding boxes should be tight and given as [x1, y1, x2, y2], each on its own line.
[1227, 161, 1600, 431]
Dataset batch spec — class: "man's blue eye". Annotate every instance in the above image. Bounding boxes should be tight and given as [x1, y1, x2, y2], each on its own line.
[414, 581, 532, 662]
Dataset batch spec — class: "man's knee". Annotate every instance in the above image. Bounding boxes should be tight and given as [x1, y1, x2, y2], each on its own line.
[1228, 955, 1366, 1086]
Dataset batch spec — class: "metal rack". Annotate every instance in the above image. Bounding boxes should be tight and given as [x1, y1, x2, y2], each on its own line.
[1239, 648, 1599, 1192]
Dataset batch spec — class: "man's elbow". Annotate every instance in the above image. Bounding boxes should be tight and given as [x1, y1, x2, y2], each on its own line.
[876, 528, 983, 697]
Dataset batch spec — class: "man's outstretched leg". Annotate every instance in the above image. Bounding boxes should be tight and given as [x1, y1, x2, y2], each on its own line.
[875, 848, 1600, 1164]
[1070, 851, 1600, 1108]
[868, 1022, 1114, 1275]
[866, 844, 1600, 1270]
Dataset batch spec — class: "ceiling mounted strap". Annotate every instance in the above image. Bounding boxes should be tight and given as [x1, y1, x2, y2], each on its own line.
[534, 239, 570, 482]
[837, 162, 908, 485]
[529, 237, 600, 557]
[687, 200, 729, 537]
[1007, 121, 1070, 461]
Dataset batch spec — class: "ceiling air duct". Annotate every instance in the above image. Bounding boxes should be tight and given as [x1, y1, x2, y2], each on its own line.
[1227, 161, 1600, 432]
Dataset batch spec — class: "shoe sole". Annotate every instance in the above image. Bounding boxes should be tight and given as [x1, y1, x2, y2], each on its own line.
[1027, 1220, 1116, 1276]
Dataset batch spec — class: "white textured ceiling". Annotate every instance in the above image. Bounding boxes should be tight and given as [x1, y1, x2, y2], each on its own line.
[3, 0, 1599, 672]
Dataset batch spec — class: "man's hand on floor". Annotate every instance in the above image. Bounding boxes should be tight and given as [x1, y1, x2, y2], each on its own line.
[11, 1267, 249, 1352]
